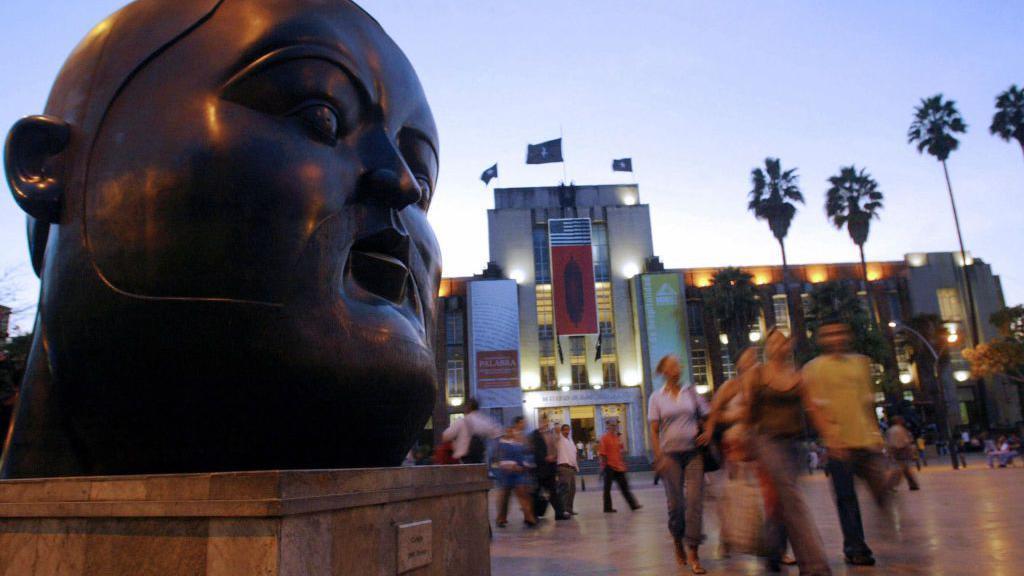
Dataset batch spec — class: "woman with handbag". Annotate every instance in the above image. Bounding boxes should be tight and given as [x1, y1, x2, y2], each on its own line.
[747, 329, 831, 575]
[699, 347, 759, 556]
[650, 354, 710, 574]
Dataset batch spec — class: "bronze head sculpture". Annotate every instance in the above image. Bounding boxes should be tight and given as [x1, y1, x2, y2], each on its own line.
[2, 0, 441, 477]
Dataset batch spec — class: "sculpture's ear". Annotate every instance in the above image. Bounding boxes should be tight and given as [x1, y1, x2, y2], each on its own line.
[4, 115, 71, 224]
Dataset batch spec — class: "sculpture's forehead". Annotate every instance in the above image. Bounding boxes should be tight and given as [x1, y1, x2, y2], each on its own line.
[216, 0, 436, 141]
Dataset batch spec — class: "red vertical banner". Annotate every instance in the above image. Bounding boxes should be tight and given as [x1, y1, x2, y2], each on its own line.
[549, 218, 598, 335]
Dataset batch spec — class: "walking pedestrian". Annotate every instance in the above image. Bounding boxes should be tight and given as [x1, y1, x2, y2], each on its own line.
[599, 419, 642, 514]
[886, 416, 920, 490]
[530, 413, 570, 520]
[441, 397, 503, 464]
[495, 417, 537, 528]
[744, 329, 831, 575]
[651, 354, 707, 574]
[556, 424, 580, 515]
[803, 321, 896, 567]
[701, 347, 758, 557]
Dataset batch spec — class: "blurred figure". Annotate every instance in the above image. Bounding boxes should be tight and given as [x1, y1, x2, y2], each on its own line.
[495, 417, 537, 528]
[441, 397, 503, 464]
[804, 322, 895, 567]
[556, 424, 580, 515]
[651, 354, 706, 573]
[746, 329, 831, 575]
[0, 351, 17, 445]
[916, 435, 928, 469]
[599, 419, 642, 514]
[701, 347, 758, 557]
[530, 413, 569, 520]
[886, 416, 920, 490]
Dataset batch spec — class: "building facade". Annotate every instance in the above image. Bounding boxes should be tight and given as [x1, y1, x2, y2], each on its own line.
[434, 183, 1020, 463]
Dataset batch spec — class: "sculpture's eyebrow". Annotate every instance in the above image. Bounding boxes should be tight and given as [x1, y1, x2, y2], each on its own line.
[222, 43, 377, 104]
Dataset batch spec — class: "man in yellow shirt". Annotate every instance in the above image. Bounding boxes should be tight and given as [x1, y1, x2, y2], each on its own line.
[803, 322, 895, 567]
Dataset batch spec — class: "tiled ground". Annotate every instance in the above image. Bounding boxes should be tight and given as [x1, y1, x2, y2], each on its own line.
[491, 454, 1023, 575]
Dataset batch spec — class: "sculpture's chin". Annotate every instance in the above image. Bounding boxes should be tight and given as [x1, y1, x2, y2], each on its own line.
[45, 296, 436, 476]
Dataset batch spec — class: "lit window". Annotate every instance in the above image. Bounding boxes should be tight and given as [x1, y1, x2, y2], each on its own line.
[936, 288, 963, 322]
[446, 359, 464, 398]
[772, 294, 790, 336]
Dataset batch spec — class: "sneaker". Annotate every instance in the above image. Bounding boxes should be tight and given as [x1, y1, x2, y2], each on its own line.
[604, 508, 618, 513]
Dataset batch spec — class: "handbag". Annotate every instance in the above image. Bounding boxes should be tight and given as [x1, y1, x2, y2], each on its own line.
[689, 385, 722, 472]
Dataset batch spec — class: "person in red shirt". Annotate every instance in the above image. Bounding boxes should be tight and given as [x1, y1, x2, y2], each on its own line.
[599, 419, 641, 513]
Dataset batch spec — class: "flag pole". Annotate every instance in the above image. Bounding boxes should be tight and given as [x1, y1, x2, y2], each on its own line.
[560, 125, 568, 185]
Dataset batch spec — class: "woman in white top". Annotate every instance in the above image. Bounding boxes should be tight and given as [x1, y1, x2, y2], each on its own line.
[650, 354, 709, 574]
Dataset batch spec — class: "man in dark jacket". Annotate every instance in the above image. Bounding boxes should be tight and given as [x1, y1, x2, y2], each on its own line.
[529, 413, 569, 520]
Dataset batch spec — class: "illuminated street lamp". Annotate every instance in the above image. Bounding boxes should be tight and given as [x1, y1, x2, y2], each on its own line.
[953, 370, 970, 382]
[888, 320, 962, 470]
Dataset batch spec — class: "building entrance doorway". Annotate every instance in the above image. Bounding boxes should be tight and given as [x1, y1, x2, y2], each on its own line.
[569, 406, 596, 461]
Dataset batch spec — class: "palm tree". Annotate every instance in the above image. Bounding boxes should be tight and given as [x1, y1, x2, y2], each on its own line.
[907, 94, 980, 350]
[748, 158, 804, 280]
[825, 165, 884, 287]
[705, 267, 759, 362]
[990, 84, 1024, 163]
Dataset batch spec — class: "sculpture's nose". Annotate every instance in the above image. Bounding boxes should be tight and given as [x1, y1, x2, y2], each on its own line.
[358, 130, 421, 210]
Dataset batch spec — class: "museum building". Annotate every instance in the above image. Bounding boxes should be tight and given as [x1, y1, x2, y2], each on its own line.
[432, 183, 1017, 463]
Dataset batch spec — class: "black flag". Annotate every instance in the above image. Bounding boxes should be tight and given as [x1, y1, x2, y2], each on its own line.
[480, 163, 498, 184]
[612, 158, 633, 172]
[526, 138, 563, 164]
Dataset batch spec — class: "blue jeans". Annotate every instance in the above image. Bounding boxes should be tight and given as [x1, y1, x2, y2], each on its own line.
[756, 436, 831, 576]
[826, 449, 892, 558]
[660, 450, 704, 546]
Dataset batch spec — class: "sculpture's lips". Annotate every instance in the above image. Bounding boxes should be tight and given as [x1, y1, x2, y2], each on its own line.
[348, 228, 412, 305]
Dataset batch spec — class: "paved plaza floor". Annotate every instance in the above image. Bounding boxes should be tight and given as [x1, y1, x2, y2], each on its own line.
[490, 456, 1022, 575]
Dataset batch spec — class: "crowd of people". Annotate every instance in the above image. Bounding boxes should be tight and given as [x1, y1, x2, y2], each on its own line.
[438, 320, 1012, 574]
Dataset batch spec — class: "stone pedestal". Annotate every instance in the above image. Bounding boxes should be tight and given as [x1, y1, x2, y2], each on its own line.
[0, 465, 491, 575]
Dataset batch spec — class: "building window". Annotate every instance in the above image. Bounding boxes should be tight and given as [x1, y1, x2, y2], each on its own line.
[599, 322, 616, 355]
[936, 288, 963, 322]
[446, 359, 464, 399]
[445, 310, 464, 346]
[772, 294, 790, 336]
[687, 302, 704, 337]
[537, 285, 555, 343]
[571, 363, 590, 387]
[592, 223, 610, 281]
[533, 227, 551, 284]
[540, 360, 557, 390]
[691, 346, 709, 388]
[721, 347, 736, 381]
[569, 336, 589, 388]
[603, 361, 619, 387]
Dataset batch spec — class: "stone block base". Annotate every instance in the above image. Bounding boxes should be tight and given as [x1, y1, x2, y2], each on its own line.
[0, 465, 490, 575]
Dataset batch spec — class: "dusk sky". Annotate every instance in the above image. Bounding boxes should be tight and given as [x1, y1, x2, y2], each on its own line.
[1, 1, 1022, 333]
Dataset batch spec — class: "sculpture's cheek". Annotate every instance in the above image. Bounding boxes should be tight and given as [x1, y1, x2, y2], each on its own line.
[86, 96, 360, 304]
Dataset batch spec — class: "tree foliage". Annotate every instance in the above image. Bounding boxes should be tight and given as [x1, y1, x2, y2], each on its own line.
[801, 281, 892, 370]
[963, 306, 1024, 385]
[825, 165, 884, 247]
[990, 84, 1024, 157]
[990, 305, 1024, 341]
[705, 267, 759, 362]
[908, 94, 967, 162]
[748, 157, 804, 244]
[964, 341, 1024, 384]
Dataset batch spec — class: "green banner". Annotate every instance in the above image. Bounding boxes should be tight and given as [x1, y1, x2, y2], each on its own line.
[640, 273, 690, 389]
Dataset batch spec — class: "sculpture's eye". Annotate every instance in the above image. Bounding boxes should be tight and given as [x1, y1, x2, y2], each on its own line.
[293, 102, 340, 146]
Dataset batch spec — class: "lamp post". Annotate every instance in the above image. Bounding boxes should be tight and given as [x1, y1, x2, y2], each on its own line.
[888, 321, 961, 469]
